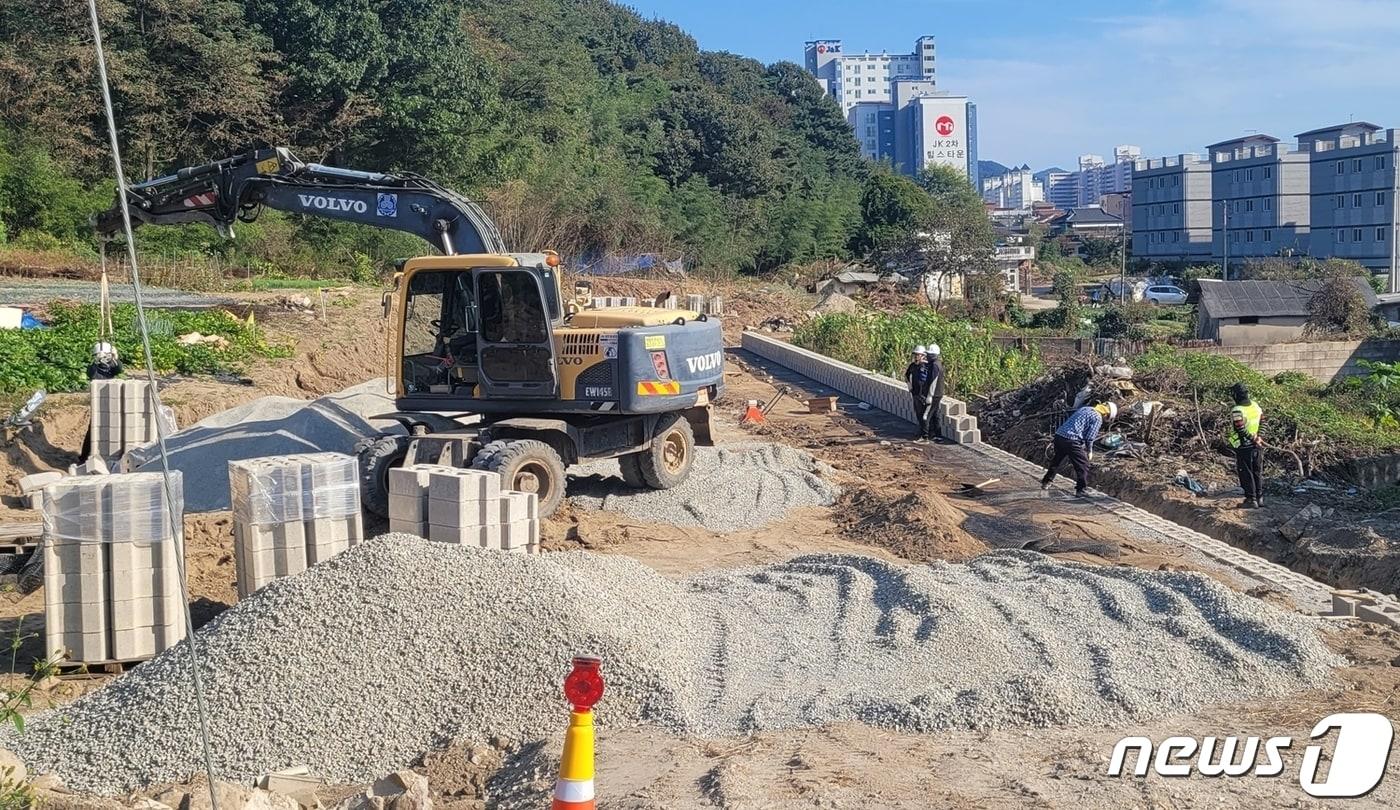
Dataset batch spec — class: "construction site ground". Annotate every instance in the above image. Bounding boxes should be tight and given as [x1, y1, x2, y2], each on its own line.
[1, 276, 1398, 808]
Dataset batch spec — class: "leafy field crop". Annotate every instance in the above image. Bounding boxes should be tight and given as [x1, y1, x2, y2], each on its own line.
[0, 303, 290, 394]
[792, 309, 1043, 396]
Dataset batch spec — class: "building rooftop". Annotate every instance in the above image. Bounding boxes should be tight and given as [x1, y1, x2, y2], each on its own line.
[1197, 278, 1378, 319]
[1295, 122, 1382, 139]
[1205, 134, 1280, 150]
[1060, 206, 1124, 226]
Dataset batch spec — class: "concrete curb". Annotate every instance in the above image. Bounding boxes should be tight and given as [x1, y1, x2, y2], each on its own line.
[739, 330, 1400, 626]
[740, 331, 981, 443]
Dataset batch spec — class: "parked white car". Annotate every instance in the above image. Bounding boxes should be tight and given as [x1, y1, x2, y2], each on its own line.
[1144, 285, 1188, 305]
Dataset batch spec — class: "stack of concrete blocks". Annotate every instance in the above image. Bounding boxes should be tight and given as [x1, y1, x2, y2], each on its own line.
[589, 296, 640, 308]
[89, 379, 176, 461]
[42, 471, 187, 663]
[228, 453, 363, 599]
[387, 464, 540, 553]
[740, 331, 981, 444]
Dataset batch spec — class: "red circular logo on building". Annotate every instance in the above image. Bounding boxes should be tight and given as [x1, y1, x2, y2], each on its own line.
[935, 115, 956, 136]
[816, 44, 826, 54]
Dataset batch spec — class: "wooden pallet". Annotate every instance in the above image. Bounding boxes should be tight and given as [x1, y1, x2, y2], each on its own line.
[55, 658, 151, 678]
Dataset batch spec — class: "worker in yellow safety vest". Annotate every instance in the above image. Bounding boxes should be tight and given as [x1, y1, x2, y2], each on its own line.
[1227, 383, 1265, 508]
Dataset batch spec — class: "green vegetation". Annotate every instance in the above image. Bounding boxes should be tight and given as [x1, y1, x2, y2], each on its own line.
[1135, 345, 1400, 449]
[0, 304, 289, 394]
[792, 309, 1043, 396]
[0, 0, 908, 277]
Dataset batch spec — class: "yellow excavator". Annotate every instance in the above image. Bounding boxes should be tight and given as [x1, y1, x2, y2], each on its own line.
[96, 147, 725, 516]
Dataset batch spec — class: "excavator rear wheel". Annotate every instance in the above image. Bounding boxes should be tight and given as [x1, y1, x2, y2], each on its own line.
[636, 414, 695, 490]
[356, 434, 411, 518]
[471, 439, 567, 517]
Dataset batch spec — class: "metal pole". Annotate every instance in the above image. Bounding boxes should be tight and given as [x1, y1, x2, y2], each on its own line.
[1390, 145, 1399, 294]
[1222, 201, 1230, 281]
[1120, 222, 1127, 303]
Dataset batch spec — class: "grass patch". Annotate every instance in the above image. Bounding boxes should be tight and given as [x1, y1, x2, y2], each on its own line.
[792, 308, 1043, 396]
[0, 303, 291, 395]
[1135, 344, 1400, 450]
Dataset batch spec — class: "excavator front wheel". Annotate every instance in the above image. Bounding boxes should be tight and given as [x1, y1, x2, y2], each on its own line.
[472, 439, 567, 517]
[635, 414, 695, 490]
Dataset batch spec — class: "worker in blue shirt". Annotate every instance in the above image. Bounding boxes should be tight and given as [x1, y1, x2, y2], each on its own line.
[1040, 400, 1117, 496]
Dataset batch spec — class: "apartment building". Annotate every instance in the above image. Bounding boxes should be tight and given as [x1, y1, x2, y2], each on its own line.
[1131, 154, 1213, 262]
[1208, 134, 1312, 266]
[1297, 122, 1400, 274]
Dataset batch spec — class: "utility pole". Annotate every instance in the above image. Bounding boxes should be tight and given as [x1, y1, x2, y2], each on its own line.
[1119, 220, 1128, 303]
[1221, 200, 1230, 281]
[1391, 147, 1399, 294]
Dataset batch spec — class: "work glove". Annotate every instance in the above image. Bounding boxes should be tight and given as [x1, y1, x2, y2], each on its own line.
[924, 395, 933, 405]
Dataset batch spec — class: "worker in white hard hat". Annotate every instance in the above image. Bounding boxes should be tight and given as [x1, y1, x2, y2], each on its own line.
[80, 342, 124, 462]
[89, 342, 122, 381]
[1040, 400, 1117, 497]
[903, 346, 932, 440]
[923, 343, 947, 442]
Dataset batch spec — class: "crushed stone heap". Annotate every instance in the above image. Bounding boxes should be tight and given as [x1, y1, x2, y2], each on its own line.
[6, 537, 1339, 793]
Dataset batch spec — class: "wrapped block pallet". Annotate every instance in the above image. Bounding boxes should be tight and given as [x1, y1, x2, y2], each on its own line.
[229, 453, 363, 598]
[42, 471, 187, 663]
[388, 464, 540, 553]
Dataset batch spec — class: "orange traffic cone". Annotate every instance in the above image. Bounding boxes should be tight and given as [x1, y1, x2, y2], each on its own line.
[741, 399, 765, 424]
[553, 655, 603, 810]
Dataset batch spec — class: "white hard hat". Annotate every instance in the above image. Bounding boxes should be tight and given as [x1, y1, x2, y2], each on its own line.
[1105, 401, 1118, 420]
[93, 341, 116, 358]
[913, 345, 927, 355]
[925, 343, 941, 356]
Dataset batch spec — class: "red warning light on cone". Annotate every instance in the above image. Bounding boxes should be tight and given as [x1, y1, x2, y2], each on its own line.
[564, 655, 604, 711]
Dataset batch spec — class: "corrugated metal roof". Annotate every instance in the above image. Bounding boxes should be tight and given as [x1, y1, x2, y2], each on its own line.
[1197, 278, 1378, 319]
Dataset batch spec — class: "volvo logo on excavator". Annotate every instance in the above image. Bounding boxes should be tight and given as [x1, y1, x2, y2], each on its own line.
[685, 350, 723, 375]
[296, 194, 368, 214]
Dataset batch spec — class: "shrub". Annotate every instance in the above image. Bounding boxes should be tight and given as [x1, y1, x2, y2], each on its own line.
[1097, 303, 1155, 340]
[792, 308, 1042, 396]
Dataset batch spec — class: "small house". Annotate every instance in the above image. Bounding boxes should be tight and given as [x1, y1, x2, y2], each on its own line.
[1196, 278, 1378, 345]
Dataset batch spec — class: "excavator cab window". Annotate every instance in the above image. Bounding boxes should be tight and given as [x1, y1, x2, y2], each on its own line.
[473, 269, 558, 398]
[400, 270, 481, 395]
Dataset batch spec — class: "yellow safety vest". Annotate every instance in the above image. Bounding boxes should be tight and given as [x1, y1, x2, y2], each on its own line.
[1228, 402, 1262, 448]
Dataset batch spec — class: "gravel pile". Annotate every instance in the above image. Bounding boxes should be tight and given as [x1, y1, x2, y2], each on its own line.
[126, 380, 405, 511]
[6, 537, 1339, 793]
[569, 443, 839, 532]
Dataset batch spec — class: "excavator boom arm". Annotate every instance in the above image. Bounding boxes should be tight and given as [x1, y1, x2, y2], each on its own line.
[94, 147, 506, 255]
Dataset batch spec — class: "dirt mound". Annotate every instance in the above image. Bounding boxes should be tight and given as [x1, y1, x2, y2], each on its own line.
[813, 291, 857, 314]
[836, 487, 986, 561]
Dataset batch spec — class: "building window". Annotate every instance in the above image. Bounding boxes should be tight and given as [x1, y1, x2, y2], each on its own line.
[1264, 198, 1272, 211]
[1354, 193, 1363, 207]
[1234, 169, 1242, 182]
[1246, 230, 1254, 243]
[1354, 228, 1364, 242]
[1246, 200, 1254, 212]
[1337, 162, 1345, 175]
[1336, 194, 1345, 208]
[1263, 229, 1272, 241]
[1354, 158, 1363, 172]
[1379, 227, 1388, 242]
[1173, 203, 1180, 214]
[1263, 166, 1272, 179]
[1246, 168, 1254, 181]
[1338, 229, 1345, 242]
[1378, 156, 1388, 170]
[1379, 191, 1387, 206]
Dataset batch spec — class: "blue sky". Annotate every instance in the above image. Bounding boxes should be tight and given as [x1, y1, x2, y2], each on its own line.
[622, 0, 1400, 170]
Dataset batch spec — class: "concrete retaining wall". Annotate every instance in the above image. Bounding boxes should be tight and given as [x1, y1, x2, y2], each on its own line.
[1181, 339, 1400, 383]
[740, 331, 981, 443]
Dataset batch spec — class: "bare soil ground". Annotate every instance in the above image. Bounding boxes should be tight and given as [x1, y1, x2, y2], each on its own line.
[2, 276, 1398, 809]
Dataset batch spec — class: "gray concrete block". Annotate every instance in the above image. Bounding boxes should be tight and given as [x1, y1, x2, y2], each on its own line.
[498, 492, 536, 524]
[1356, 603, 1400, 629]
[428, 524, 500, 548]
[388, 465, 435, 497]
[46, 599, 107, 635]
[428, 468, 500, 502]
[48, 630, 108, 664]
[388, 518, 428, 538]
[388, 493, 428, 523]
[429, 497, 495, 528]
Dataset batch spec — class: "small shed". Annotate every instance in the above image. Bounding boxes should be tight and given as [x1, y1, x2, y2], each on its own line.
[1196, 278, 1378, 345]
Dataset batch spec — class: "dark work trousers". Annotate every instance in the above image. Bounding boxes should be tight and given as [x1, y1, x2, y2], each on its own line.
[1235, 445, 1264, 500]
[1041, 435, 1091, 493]
[926, 395, 944, 438]
[910, 391, 929, 436]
